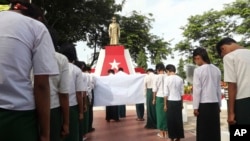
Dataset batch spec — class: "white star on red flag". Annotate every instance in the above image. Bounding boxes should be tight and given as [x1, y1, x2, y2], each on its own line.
[109, 59, 120, 70]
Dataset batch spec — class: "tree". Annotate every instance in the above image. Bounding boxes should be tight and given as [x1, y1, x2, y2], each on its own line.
[147, 35, 172, 65]
[31, 0, 172, 68]
[119, 11, 152, 65]
[175, 9, 234, 76]
[177, 58, 186, 80]
[0, 0, 9, 4]
[174, 0, 250, 79]
[32, 0, 125, 45]
[223, 0, 250, 48]
[31, 0, 125, 67]
[120, 11, 172, 69]
[136, 50, 148, 69]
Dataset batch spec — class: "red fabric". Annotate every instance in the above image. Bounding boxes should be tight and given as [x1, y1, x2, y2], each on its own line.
[134, 67, 145, 74]
[183, 94, 193, 101]
[182, 94, 225, 101]
[91, 68, 95, 73]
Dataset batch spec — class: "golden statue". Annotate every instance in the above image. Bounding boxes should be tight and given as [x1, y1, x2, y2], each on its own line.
[108, 16, 120, 45]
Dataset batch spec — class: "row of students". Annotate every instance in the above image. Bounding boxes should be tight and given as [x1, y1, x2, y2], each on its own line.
[151, 48, 221, 141]
[150, 38, 250, 141]
[0, 1, 93, 141]
[151, 63, 185, 141]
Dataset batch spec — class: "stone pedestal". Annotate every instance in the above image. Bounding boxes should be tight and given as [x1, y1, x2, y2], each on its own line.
[95, 45, 135, 76]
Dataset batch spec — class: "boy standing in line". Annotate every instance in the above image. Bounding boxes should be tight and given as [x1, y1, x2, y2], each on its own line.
[216, 38, 250, 125]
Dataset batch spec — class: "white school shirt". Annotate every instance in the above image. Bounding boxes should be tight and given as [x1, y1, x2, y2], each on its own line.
[88, 73, 96, 92]
[68, 63, 85, 106]
[49, 52, 69, 109]
[82, 72, 89, 92]
[144, 72, 155, 96]
[223, 49, 250, 99]
[192, 64, 221, 109]
[163, 75, 184, 101]
[0, 11, 58, 110]
[152, 74, 166, 97]
[87, 73, 96, 100]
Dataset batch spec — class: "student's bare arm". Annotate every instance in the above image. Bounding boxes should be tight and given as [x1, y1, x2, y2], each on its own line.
[76, 91, 83, 120]
[59, 93, 69, 138]
[34, 75, 50, 141]
[227, 82, 237, 125]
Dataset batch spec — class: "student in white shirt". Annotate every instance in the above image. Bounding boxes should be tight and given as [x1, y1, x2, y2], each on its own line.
[152, 63, 168, 138]
[86, 66, 96, 132]
[75, 61, 89, 141]
[0, 1, 58, 141]
[144, 68, 157, 129]
[193, 47, 221, 141]
[28, 4, 70, 141]
[49, 52, 70, 141]
[216, 37, 250, 125]
[60, 43, 85, 141]
[164, 64, 184, 141]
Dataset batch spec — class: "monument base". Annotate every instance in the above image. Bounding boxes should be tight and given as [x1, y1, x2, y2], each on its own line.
[94, 45, 135, 76]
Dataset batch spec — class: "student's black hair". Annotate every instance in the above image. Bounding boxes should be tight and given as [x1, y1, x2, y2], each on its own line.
[9, 1, 34, 18]
[107, 69, 115, 74]
[84, 66, 91, 72]
[118, 67, 124, 71]
[155, 63, 165, 72]
[165, 64, 176, 73]
[216, 37, 236, 57]
[75, 61, 86, 71]
[146, 68, 154, 73]
[60, 43, 77, 63]
[193, 47, 211, 64]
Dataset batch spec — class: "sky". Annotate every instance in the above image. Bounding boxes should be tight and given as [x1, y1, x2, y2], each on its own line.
[76, 0, 236, 67]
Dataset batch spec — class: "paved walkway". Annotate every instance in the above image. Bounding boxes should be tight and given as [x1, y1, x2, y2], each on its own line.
[85, 101, 229, 141]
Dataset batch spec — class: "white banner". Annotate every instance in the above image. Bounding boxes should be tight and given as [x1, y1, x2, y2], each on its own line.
[93, 74, 146, 106]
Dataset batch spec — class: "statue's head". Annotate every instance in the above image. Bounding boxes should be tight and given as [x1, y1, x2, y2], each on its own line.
[111, 16, 116, 23]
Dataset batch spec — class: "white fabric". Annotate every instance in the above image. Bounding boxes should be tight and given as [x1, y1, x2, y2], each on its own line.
[68, 63, 84, 106]
[192, 64, 221, 109]
[93, 74, 146, 106]
[0, 11, 58, 110]
[116, 71, 128, 75]
[163, 75, 184, 101]
[144, 72, 155, 95]
[152, 74, 166, 97]
[49, 52, 69, 109]
[223, 49, 250, 99]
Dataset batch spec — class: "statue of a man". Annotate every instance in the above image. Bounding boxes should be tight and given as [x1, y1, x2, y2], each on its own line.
[108, 16, 120, 45]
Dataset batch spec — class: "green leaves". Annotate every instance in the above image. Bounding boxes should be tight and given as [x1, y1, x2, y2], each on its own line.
[0, 0, 9, 4]
[119, 11, 171, 68]
[175, 0, 250, 80]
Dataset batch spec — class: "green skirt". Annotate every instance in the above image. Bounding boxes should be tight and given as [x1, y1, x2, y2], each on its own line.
[80, 98, 90, 135]
[50, 107, 63, 141]
[145, 88, 157, 129]
[156, 97, 167, 131]
[64, 105, 79, 141]
[0, 108, 39, 141]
